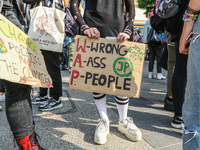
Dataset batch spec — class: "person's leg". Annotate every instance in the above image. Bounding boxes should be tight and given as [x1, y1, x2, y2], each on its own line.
[182, 37, 200, 150]
[0, 80, 5, 101]
[68, 38, 75, 73]
[155, 44, 166, 79]
[93, 93, 109, 145]
[171, 39, 188, 128]
[115, 96, 142, 142]
[166, 36, 176, 98]
[31, 87, 49, 105]
[1, 79, 44, 149]
[148, 44, 156, 79]
[1, 80, 34, 139]
[64, 50, 69, 69]
[39, 51, 63, 111]
[164, 32, 176, 111]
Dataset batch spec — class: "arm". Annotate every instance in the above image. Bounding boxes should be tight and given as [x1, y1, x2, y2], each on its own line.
[70, 0, 100, 39]
[179, 0, 200, 55]
[117, 0, 135, 42]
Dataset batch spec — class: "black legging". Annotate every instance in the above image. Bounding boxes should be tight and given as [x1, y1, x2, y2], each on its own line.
[171, 39, 188, 117]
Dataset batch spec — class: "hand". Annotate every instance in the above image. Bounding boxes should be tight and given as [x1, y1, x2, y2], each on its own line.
[83, 27, 100, 39]
[116, 32, 130, 42]
[179, 35, 189, 55]
[179, 21, 195, 55]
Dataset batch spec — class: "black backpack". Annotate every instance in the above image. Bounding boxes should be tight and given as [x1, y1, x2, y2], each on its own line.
[165, 0, 189, 34]
[150, 0, 189, 34]
[150, 9, 166, 33]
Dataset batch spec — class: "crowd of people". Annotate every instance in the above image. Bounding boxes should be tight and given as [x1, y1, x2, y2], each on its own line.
[0, 0, 199, 149]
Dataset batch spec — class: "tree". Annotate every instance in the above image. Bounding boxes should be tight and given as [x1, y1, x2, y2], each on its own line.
[137, 0, 156, 17]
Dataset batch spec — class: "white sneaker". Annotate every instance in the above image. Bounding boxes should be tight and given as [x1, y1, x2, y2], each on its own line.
[94, 119, 109, 145]
[157, 73, 166, 80]
[0, 105, 3, 111]
[0, 92, 5, 101]
[148, 72, 153, 79]
[118, 117, 142, 142]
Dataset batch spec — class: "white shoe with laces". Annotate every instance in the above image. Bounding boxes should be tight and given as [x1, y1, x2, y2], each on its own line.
[94, 118, 109, 145]
[118, 117, 142, 142]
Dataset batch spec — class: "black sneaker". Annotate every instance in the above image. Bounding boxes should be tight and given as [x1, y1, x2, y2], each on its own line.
[171, 116, 185, 129]
[164, 95, 174, 111]
[31, 95, 49, 105]
[39, 98, 63, 111]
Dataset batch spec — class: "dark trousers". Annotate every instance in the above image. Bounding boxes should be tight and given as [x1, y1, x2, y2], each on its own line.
[1, 80, 34, 139]
[40, 50, 62, 100]
[0, 81, 5, 92]
[148, 43, 162, 73]
[171, 40, 188, 117]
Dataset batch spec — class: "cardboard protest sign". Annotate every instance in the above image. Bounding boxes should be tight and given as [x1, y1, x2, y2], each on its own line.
[0, 14, 52, 88]
[70, 35, 146, 97]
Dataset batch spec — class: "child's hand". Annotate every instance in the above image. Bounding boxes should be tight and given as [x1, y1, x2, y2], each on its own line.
[84, 28, 100, 39]
[116, 32, 130, 42]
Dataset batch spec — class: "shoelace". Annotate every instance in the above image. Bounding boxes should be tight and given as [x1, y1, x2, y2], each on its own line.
[97, 119, 108, 131]
[126, 117, 138, 131]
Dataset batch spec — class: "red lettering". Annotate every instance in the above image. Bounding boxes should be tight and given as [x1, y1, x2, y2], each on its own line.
[19, 55, 26, 64]
[70, 70, 79, 85]
[76, 38, 86, 52]
[73, 54, 82, 67]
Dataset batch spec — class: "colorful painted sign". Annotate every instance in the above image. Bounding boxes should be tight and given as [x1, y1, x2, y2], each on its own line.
[70, 35, 146, 97]
[0, 14, 52, 88]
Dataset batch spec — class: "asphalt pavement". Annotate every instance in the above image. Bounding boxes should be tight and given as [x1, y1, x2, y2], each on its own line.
[0, 61, 183, 150]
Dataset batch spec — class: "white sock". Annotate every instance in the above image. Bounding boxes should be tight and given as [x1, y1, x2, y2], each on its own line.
[115, 96, 129, 121]
[93, 94, 108, 120]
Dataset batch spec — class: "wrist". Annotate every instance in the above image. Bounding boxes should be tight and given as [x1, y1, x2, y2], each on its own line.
[123, 28, 132, 37]
[81, 25, 90, 33]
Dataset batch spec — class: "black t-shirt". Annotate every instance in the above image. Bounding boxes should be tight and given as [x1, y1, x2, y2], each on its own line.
[70, 0, 135, 38]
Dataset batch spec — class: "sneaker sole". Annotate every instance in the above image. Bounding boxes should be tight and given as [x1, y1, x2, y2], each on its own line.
[31, 101, 47, 105]
[171, 122, 184, 129]
[94, 131, 109, 145]
[118, 127, 142, 142]
[39, 103, 63, 111]
[94, 136, 107, 145]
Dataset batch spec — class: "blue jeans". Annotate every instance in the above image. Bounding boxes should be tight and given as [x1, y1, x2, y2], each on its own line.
[182, 17, 200, 149]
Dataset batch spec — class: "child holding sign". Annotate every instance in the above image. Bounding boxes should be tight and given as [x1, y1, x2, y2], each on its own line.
[70, 0, 142, 145]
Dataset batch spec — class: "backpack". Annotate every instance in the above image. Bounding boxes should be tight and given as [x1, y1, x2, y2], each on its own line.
[149, 8, 166, 33]
[149, 0, 168, 33]
[157, 0, 181, 19]
[165, 0, 189, 34]
[149, 0, 189, 34]
[64, 3, 79, 36]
